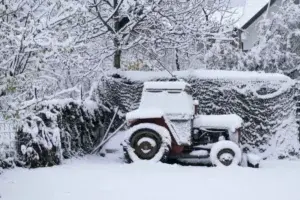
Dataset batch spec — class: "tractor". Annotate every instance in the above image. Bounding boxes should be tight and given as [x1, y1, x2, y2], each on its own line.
[122, 80, 260, 167]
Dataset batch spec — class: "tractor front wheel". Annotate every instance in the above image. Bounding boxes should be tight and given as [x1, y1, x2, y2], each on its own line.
[210, 141, 242, 167]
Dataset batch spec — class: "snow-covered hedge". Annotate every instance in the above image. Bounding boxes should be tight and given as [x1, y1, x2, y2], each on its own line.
[14, 99, 106, 168]
[100, 70, 300, 159]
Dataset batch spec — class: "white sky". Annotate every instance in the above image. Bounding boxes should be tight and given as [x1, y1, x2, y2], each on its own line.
[230, 0, 246, 6]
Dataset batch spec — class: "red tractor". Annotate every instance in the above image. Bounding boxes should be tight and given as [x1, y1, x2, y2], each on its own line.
[122, 81, 260, 167]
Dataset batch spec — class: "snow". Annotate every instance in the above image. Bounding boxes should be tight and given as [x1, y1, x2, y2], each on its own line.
[144, 81, 190, 90]
[102, 131, 125, 152]
[194, 114, 243, 132]
[233, 80, 294, 99]
[138, 83, 195, 116]
[20, 145, 26, 155]
[82, 100, 100, 116]
[137, 138, 156, 147]
[189, 150, 209, 156]
[126, 109, 164, 121]
[2, 156, 300, 200]
[41, 99, 100, 116]
[220, 153, 233, 161]
[246, 153, 261, 166]
[119, 69, 292, 82]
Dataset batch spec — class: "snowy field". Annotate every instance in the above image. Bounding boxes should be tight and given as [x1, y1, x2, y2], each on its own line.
[1, 154, 300, 200]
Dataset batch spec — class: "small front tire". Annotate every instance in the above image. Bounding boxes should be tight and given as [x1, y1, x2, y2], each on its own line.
[210, 141, 242, 167]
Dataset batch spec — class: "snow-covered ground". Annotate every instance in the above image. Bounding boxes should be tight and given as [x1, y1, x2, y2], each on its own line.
[1, 133, 299, 200]
[1, 154, 300, 200]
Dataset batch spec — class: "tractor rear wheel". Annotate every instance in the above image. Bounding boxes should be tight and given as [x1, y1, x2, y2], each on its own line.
[123, 124, 171, 163]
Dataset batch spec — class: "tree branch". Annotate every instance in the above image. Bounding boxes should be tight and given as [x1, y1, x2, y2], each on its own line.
[92, 0, 115, 33]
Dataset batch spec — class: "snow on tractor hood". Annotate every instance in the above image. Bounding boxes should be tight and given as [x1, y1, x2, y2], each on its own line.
[194, 114, 243, 132]
[126, 108, 164, 121]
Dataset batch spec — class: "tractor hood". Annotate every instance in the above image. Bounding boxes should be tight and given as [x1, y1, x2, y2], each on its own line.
[194, 114, 243, 132]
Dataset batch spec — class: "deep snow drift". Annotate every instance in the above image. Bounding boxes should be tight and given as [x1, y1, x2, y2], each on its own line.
[1, 154, 300, 200]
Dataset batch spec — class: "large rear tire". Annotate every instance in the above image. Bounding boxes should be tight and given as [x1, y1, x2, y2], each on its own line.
[123, 123, 171, 163]
[210, 141, 242, 167]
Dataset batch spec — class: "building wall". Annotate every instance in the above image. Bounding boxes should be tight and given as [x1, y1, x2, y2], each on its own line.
[242, 0, 283, 50]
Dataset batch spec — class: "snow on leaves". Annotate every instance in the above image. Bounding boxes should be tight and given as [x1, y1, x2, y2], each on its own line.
[246, 1, 300, 79]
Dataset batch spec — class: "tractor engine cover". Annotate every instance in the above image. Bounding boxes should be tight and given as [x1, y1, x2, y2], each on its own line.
[193, 114, 243, 133]
[193, 114, 243, 144]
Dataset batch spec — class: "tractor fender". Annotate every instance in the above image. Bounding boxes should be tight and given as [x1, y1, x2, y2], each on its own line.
[125, 109, 188, 146]
[126, 108, 164, 121]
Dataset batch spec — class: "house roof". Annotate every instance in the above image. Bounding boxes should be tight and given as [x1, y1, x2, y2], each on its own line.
[240, 0, 277, 29]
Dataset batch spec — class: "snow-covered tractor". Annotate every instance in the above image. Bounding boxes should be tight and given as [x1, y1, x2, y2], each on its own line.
[122, 81, 260, 167]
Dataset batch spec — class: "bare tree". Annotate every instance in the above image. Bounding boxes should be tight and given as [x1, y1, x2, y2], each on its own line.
[75, 0, 240, 70]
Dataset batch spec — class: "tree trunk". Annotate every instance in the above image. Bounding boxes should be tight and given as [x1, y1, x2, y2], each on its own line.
[175, 48, 180, 70]
[113, 0, 121, 69]
[114, 49, 121, 69]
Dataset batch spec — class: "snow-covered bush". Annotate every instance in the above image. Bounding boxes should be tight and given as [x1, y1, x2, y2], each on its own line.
[100, 70, 299, 159]
[15, 99, 106, 168]
[204, 41, 245, 70]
